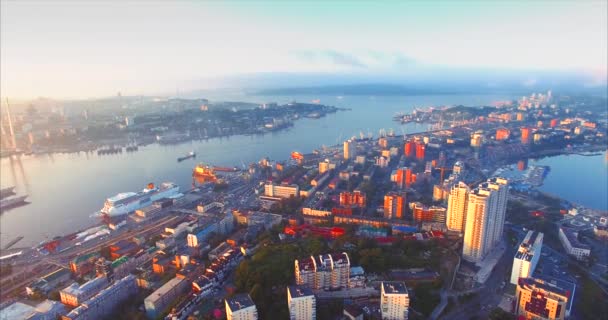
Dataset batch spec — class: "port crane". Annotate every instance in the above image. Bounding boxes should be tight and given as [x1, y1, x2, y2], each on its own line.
[434, 166, 453, 182]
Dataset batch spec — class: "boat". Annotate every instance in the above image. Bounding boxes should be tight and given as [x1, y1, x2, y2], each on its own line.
[99, 182, 180, 216]
[178, 151, 196, 162]
[0, 186, 16, 200]
[0, 195, 28, 210]
[213, 166, 240, 172]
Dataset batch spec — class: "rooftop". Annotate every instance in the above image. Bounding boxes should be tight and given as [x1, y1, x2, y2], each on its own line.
[42, 268, 70, 283]
[145, 277, 185, 304]
[518, 276, 572, 300]
[382, 281, 408, 294]
[61, 276, 108, 297]
[288, 286, 315, 298]
[560, 227, 591, 250]
[226, 294, 255, 312]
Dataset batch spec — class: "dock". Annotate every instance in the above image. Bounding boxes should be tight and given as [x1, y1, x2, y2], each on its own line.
[3, 236, 24, 250]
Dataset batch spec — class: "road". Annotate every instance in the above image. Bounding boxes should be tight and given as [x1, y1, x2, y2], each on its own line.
[439, 235, 519, 320]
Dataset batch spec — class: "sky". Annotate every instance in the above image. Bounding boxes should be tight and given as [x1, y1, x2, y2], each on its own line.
[1, 1, 607, 99]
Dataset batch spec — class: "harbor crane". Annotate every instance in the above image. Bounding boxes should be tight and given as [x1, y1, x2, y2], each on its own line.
[434, 166, 453, 182]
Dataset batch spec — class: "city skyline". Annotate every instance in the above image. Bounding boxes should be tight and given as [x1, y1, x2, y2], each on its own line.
[1, 2, 607, 319]
[1, 1, 607, 98]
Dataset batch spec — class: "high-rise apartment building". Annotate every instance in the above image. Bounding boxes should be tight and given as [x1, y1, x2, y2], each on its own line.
[287, 286, 316, 320]
[226, 294, 258, 320]
[344, 139, 356, 160]
[404, 141, 415, 158]
[484, 177, 509, 248]
[395, 167, 414, 189]
[384, 192, 406, 219]
[446, 182, 470, 232]
[415, 142, 425, 160]
[380, 281, 409, 320]
[510, 231, 543, 285]
[462, 178, 508, 263]
[295, 252, 350, 290]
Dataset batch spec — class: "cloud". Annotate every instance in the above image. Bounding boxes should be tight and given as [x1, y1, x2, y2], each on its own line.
[291, 50, 420, 71]
[292, 50, 367, 68]
[324, 50, 367, 68]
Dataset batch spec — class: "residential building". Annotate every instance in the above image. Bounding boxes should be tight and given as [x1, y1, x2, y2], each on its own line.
[264, 183, 300, 198]
[287, 286, 316, 320]
[594, 224, 608, 239]
[453, 161, 464, 175]
[62, 275, 138, 320]
[484, 178, 509, 248]
[470, 131, 483, 147]
[380, 281, 409, 320]
[410, 202, 446, 223]
[339, 190, 366, 208]
[446, 182, 469, 232]
[343, 139, 356, 160]
[462, 178, 508, 263]
[510, 231, 544, 285]
[187, 224, 217, 248]
[144, 277, 189, 319]
[515, 277, 573, 320]
[384, 192, 406, 219]
[60, 276, 109, 307]
[395, 167, 414, 189]
[226, 294, 258, 320]
[295, 252, 350, 290]
[558, 227, 591, 261]
[1, 300, 66, 320]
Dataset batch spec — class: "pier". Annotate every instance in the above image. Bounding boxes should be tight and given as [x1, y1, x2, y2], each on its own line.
[2, 236, 23, 250]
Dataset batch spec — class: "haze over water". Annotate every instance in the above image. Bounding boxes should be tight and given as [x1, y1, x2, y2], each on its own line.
[3, 93, 605, 247]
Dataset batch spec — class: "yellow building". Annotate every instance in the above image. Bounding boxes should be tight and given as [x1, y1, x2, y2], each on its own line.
[515, 277, 571, 320]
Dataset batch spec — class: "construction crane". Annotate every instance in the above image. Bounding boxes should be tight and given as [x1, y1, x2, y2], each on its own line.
[434, 166, 453, 182]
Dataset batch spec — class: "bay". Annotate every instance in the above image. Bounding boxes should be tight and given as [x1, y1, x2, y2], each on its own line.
[1, 94, 516, 246]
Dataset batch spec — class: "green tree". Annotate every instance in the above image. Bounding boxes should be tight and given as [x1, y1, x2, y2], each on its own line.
[488, 308, 515, 320]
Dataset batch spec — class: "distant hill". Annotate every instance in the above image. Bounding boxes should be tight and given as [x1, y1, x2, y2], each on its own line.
[254, 83, 462, 96]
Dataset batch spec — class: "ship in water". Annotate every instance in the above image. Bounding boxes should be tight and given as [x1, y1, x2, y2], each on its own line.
[193, 164, 218, 183]
[178, 151, 196, 162]
[99, 182, 180, 216]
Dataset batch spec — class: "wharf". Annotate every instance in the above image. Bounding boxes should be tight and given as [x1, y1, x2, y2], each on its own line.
[2, 236, 23, 250]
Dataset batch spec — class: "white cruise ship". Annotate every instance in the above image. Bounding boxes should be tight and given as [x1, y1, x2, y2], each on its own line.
[100, 182, 180, 216]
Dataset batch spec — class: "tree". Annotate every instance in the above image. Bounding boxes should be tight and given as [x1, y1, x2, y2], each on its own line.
[488, 308, 515, 320]
[359, 248, 386, 273]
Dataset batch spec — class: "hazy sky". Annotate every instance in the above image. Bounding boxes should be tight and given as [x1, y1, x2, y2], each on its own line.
[1, 1, 607, 98]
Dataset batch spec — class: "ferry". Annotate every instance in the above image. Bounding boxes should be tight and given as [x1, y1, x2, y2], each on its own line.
[99, 182, 180, 216]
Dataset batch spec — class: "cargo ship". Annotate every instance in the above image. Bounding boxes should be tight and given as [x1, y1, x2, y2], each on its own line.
[0, 186, 16, 200]
[178, 151, 196, 162]
[193, 164, 217, 180]
[99, 182, 180, 216]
